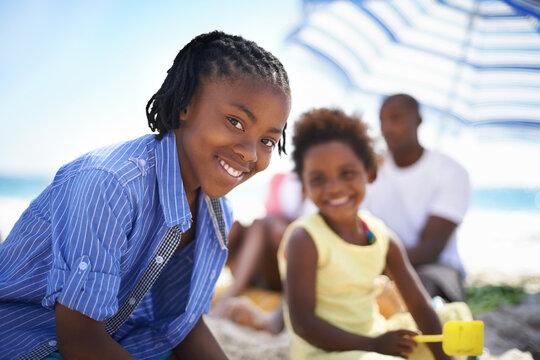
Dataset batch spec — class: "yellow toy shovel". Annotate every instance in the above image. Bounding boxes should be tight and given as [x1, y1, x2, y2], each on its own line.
[414, 320, 484, 356]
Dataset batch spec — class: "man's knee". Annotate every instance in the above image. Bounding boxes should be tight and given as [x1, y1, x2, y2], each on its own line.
[415, 263, 464, 302]
[416, 270, 440, 298]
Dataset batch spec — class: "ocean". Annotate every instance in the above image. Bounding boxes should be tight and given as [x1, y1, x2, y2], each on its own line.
[1, 175, 539, 276]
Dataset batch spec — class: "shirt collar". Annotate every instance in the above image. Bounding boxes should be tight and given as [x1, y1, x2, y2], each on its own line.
[154, 131, 192, 230]
[154, 131, 228, 247]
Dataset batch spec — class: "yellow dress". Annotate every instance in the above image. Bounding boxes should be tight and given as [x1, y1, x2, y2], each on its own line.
[277, 212, 472, 360]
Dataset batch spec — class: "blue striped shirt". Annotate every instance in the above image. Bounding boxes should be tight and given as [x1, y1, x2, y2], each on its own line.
[0, 131, 232, 360]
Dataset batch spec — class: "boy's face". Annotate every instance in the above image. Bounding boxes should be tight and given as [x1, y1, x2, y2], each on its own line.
[302, 141, 368, 222]
[175, 76, 290, 198]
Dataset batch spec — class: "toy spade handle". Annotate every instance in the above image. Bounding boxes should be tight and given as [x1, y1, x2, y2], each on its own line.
[413, 334, 443, 343]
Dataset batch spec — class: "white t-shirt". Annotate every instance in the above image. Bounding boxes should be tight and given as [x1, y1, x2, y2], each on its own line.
[362, 149, 470, 274]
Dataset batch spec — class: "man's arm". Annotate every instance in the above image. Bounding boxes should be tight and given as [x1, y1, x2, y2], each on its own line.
[407, 154, 470, 267]
[406, 215, 457, 266]
[172, 316, 228, 360]
[56, 303, 135, 360]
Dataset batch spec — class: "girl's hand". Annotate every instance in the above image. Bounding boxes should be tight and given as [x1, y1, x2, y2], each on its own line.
[371, 329, 419, 358]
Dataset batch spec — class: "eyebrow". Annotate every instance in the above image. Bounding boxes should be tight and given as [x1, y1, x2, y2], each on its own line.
[231, 102, 283, 135]
[307, 169, 324, 176]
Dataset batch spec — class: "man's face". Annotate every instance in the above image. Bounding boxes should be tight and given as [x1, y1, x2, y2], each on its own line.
[379, 98, 420, 154]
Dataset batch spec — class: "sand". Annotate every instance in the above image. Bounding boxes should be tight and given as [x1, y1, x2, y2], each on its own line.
[206, 273, 540, 360]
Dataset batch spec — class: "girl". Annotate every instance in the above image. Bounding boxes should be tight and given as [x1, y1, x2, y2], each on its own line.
[278, 108, 450, 360]
[0, 31, 290, 360]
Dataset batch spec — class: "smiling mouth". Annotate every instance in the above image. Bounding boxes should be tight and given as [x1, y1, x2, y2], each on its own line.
[219, 159, 245, 178]
[327, 196, 351, 206]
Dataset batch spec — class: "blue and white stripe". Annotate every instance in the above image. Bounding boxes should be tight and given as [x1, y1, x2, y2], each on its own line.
[0, 131, 232, 359]
[287, 0, 540, 129]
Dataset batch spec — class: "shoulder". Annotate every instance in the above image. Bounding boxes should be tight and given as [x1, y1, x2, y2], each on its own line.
[283, 221, 318, 267]
[84, 135, 157, 182]
[282, 214, 321, 255]
[427, 150, 470, 189]
[427, 149, 468, 175]
[290, 213, 328, 242]
[285, 213, 318, 243]
[288, 225, 314, 248]
[52, 135, 156, 189]
[376, 153, 394, 174]
[368, 154, 396, 188]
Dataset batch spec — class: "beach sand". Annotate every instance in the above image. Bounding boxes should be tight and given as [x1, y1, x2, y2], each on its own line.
[206, 273, 540, 360]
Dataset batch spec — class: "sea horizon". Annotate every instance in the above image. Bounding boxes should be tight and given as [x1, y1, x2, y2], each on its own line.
[1, 174, 539, 276]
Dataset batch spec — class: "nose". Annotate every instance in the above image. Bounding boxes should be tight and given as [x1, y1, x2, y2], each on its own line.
[325, 177, 342, 194]
[233, 140, 257, 163]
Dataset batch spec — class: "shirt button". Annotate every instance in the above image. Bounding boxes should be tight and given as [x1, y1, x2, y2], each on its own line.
[128, 297, 136, 306]
[189, 314, 196, 323]
[210, 270, 216, 280]
[155, 255, 164, 264]
[48, 340, 57, 347]
[78, 262, 88, 271]
[139, 159, 146, 167]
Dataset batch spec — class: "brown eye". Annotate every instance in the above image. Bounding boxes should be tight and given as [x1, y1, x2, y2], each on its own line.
[261, 138, 276, 148]
[310, 176, 325, 186]
[342, 170, 356, 179]
[228, 117, 244, 131]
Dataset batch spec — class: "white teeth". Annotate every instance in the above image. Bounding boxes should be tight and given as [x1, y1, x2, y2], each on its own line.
[220, 159, 243, 178]
[328, 196, 349, 206]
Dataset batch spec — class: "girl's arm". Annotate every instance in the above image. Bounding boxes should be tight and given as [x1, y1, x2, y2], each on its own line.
[285, 228, 417, 356]
[385, 234, 452, 360]
[56, 303, 135, 360]
[172, 316, 228, 360]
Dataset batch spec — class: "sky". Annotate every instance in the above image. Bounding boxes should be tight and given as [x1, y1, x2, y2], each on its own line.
[0, 0, 344, 178]
[1, 0, 539, 192]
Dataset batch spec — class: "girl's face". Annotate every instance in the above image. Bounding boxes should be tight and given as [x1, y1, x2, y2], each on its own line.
[176, 76, 290, 198]
[302, 141, 369, 222]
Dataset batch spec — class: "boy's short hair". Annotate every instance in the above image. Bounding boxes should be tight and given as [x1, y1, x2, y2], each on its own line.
[381, 93, 420, 116]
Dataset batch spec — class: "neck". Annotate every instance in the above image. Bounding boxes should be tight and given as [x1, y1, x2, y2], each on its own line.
[320, 211, 360, 241]
[186, 188, 200, 214]
[392, 144, 423, 167]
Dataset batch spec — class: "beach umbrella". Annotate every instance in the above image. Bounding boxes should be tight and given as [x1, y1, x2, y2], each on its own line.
[286, 0, 540, 131]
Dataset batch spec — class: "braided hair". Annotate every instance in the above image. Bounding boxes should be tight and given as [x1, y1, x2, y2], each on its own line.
[146, 31, 291, 155]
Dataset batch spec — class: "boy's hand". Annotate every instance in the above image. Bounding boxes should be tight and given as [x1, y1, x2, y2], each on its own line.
[371, 329, 418, 358]
[55, 303, 135, 359]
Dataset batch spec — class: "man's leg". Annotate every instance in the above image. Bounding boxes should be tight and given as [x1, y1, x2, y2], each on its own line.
[415, 263, 465, 302]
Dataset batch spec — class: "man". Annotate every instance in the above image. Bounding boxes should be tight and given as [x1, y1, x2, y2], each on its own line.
[363, 94, 471, 302]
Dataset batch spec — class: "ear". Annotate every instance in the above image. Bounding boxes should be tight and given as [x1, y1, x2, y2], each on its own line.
[179, 104, 191, 122]
[300, 178, 308, 199]
[367, 166, 377, 183]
